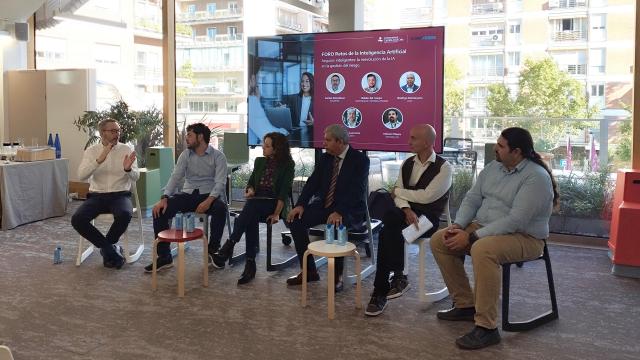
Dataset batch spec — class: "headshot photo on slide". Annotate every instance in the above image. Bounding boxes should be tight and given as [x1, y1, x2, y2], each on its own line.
[399, 71, 421, 94]
[362, 72, 382, 94]
[342, 107, 363, 128]
[326, 73, 345, 94]
[382, 108, 403, 129]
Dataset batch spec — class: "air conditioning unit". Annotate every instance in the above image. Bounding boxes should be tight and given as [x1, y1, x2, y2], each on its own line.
[491, 34, 503, 41]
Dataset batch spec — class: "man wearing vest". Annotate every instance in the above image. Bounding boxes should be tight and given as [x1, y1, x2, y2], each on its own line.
[365, 124, 452, 316]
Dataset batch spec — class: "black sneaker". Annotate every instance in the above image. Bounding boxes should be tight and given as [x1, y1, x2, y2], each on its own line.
[455, 326, 501, 350]
[101, 245, 125, 269]
[386, 275, 410, 299]
[437, 306, 476, 321]
[144, 256, 173, 273]
[364, 294, 388, 317]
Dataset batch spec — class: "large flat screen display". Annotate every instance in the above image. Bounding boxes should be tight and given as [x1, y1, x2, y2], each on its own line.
[247, 26, 444, 153]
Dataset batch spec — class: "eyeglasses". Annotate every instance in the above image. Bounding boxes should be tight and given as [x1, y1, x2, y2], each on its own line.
[104, 129, 121, 134]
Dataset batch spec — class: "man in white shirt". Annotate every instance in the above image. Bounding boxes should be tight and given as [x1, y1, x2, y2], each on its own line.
[365, 124, 452, 316]
[71, 119, 139, 269]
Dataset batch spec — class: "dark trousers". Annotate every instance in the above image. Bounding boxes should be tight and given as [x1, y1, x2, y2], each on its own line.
[229, 198, 277, 259]
[373, 207, 439, 295]
[153, 191, 227, 258]
[71, 191, 133, 260]
[289, 204, 345, 279]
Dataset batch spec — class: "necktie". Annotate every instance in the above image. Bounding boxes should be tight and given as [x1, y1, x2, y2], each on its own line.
[324, 156, 340, 208]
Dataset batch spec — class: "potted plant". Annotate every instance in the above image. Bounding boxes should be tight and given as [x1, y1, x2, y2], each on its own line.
[73, 100, 165, 168]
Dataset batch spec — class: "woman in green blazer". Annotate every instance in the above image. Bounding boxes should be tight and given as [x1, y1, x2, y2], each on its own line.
[212, 132, 295, 284]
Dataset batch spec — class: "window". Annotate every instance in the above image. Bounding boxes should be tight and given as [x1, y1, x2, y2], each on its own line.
[94, 43, 121, 65]
[591, 84, 605, 96]
[509, 23, 520, 34]
[590, 14, 606, 41]
[470, 54, 504, 77]
[207, 27, 217, 40]
[207, 3, 216, 14]
[507, 52, 520, 67]
[226, 101, 237, 112]
[229, 1, 239, 12]
[228, 26, 238, 38]
[187, 4, 196, 13]
[589, 48, 606, 74]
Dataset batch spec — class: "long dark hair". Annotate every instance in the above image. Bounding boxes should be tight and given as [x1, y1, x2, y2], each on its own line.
[298, 72, 314, 97]
[264, 132, 293, 166]
[501, 127, 559, 207]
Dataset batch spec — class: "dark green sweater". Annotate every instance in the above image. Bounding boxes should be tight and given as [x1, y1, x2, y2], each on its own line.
[246, 156, 295, 217]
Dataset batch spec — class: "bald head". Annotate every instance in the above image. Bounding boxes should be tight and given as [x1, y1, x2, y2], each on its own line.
[408, 124, 436, 159]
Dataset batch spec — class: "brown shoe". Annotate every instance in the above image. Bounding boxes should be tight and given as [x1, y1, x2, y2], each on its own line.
[286, 270, 320, 286]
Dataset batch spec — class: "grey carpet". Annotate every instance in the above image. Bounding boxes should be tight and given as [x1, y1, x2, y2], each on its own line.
[1, 201, 639, 359]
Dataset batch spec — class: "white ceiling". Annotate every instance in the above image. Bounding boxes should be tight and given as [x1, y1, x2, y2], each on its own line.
[0, 0, 46, 22]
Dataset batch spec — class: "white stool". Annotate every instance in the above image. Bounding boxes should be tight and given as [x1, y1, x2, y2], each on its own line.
[301, 241, 362, 319]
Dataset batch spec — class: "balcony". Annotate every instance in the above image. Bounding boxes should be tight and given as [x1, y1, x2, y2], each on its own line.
[469, 66, 505, 79]
[560, 64, 587, 75]
[187, 86, 243, 95]
[177, 8, 243, 23]
[176, 33, 244, 48]
[276, 18, 303, 32]
[471, 2, 505, 15]
[134, 66, 162, 80]
[551, 30, 587, 42]
[471, 34, 504, 47]
[399, 7, 433, 25]
[549, 0, 588, 9]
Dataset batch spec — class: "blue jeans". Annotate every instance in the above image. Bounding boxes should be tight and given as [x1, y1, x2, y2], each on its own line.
[71, 191, 133, 260]
[153, 191, 227, 258]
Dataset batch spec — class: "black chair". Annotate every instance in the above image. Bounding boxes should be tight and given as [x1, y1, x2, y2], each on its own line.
[501, 241, 559, 332]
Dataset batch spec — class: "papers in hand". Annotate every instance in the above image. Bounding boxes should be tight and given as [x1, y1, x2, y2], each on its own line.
[402, 215, 433, 244]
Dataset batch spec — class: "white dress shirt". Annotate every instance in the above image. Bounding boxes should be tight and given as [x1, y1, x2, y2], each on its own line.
[393, 151, 453, 209]
[77, 142, 140, 193]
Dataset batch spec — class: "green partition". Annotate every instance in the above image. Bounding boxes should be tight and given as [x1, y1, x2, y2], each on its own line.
[136, 168, 161, 212]
[146, 147, 174, 189]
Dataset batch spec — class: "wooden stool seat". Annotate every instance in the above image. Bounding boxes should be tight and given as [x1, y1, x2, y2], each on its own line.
[301, 241, 362, 319]
[152, 228, 208, 297]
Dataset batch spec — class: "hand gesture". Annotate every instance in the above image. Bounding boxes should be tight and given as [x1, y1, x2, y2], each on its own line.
[196, 197, 214, 214]
[326, 211, 343, 227]
[442, 229, 470, 252]
[152, 198, 168, 218]
[403, 207, 419, 229]
[286, 205, 304, 223]
[96, 143, 114, 164]
[123, 151, 136, 171]
[266, 213, 280, 225]
[304, 112, 314, 126]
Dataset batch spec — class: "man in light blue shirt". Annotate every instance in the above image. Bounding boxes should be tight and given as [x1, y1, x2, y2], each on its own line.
[430, 127, 559, 350]
[144, 123, 228, 273]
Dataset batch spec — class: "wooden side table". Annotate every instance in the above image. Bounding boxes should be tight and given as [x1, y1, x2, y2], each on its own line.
[151, 228, 208, 297]
[301, 241, 362, 319]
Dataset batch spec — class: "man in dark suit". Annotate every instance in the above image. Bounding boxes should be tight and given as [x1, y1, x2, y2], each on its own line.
[286, 124, 370, 292]
[401, 72, 419, 93]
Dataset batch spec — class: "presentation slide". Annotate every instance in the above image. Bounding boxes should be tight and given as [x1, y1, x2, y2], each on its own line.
[247, 27, 444, 153]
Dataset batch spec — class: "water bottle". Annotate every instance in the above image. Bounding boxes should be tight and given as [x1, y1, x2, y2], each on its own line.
[53, 246, 62, 264]
[174, 212, 183, 230]
[337, 224, 348, 245]
[185, 212, 195, 233]
[47, 133, 54, 147]
[54, 133, 61, 159]
[325, 224, 335, 244]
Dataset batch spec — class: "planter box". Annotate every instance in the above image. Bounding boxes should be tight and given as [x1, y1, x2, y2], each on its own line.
[550, 215, 610, 238]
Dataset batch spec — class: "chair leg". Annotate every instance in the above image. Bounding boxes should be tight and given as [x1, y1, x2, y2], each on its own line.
[203, 235, 209, 288]
[417, 238, 449, 303]
[502, 245, 559, 332]
[266, 223, 297, 272]
[328, 257, 335, 320]
[151, 239, 159, 291]
[178, 242, 185, 298]
[301, 249, 310, 307]
[354, 250, 362, 310]
[76, 238, 94, 266]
